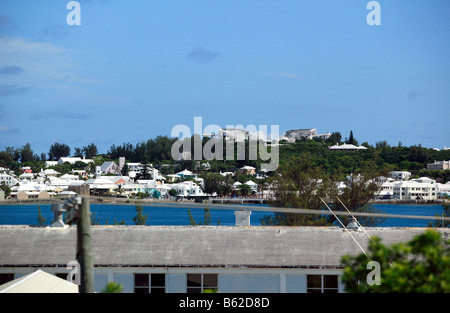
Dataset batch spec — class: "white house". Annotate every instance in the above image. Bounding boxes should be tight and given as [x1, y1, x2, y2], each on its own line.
[44, 161, 58, 168]
[436, 182, 450, 197]
[245, 180, 258, 193]
[170, 180, 204, 198]
[328, 143, 367, 151]
[100, 161, 120, 175]
[378, 180, 395, 199]
[220, 171, 234, 177]
[392, 178, 437, 200]
[59, 174, 80, 182]
[176, 169, 197, 179]
[389, 171, 411, 181]
[232, 181, 242, 190]
[58, 157, 93, 165]
[427, 160, 450, 170]
[0, 174, 18, 187]
[126, 163, 142, 172]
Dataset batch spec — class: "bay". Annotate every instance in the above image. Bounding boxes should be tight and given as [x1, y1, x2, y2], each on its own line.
[0, 203, 446, 227]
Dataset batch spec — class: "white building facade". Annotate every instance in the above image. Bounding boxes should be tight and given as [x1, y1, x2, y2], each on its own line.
[392, 178, 437, 200]
[0, 226, 438, 294]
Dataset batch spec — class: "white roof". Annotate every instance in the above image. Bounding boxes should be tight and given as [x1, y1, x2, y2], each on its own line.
[240, 166, 256, 170]
[177, 169, 194, 176]
[43, 169, 60, 175]
[19, 173, 33, 178]
[245, 180, 258, 186]
[0, 270, 78, 293]
[59, 157, 93, 164]
[393, 180, 434, 187]
[85, 177, 115, 185]
[59, 174, 79, 179]
[329, 143, 367, 150]
[59, 191, 78, 195]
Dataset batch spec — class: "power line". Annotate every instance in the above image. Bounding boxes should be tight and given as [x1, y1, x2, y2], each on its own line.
[1, 197, 450, 222]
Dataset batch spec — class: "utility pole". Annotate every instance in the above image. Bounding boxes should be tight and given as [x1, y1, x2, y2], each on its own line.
[77, 197, 94, 293]
[65, 196, 94, 293]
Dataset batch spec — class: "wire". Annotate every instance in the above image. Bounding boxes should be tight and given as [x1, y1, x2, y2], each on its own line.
[319, 197, 371, 261]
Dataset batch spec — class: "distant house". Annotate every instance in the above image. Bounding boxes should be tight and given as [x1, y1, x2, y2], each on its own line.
[284, 129, 331, 142]
[436, 182, 450, 197]
[392, 178, 437, 200]
[245, 180, 258, 192]
[42, 169, 60, 177]
[100, 161, 120, 175]
[58, 157, 94, 165]
[220, 171, 234, 177]
[176, 169, 197, 179]
[427, 160, 450, 170]
[240, 166, 256, 175]
[59, 174, 79, 181]
[126, 163, 142, 172]
[389, 171, 411, 181]
[0, 174, 18, 187]
[219, 128, 250, 142]
[10, 190, 52, 201]
[18, 173, 33, 181]
[85, 177, 117, 196]
[328, 143, 367, 151]
[44, 161, 58, 168]
[20, 167, 32, 174]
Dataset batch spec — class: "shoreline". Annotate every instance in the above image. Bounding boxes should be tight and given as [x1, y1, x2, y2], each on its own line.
[1, 196, 447, 207]
[373, 199, 447, 205]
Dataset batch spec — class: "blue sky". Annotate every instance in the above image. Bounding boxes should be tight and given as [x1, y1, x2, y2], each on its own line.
[0, 0, 449, 154]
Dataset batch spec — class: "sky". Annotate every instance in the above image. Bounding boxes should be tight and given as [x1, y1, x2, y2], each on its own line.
[0, 0, 449, 155]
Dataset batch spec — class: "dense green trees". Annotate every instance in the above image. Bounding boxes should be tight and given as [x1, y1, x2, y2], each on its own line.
[341, 229, 450, 292]
[1, 136, 449, 183]
[48, 142, 71, 161]
[108, 136, 177, 163]
[201, 173, 233, 197]
[261, 153, 387, 227]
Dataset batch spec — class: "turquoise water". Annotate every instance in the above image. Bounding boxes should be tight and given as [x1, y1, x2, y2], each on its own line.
[0, 203, 446, 227]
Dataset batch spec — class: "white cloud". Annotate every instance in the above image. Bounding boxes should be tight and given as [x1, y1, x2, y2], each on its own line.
[0, 125, 19, 134]
[0, 37, 83, 88]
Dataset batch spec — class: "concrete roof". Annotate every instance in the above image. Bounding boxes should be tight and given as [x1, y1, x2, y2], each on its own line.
[0, 269, 78, 293]
[0, 226, 447, 269]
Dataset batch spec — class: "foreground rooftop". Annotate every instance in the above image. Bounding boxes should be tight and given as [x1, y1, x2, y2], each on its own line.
[1, 226, 446, 269]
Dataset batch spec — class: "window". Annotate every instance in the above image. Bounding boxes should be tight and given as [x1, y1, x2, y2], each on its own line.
[307, 275, 339, 293]
[150, 274, 166, 293]
[55, 273, 68, 280]
[0, 273, 14, 285]
[134, 273, 166, 293]
[187, 274, 218, 293]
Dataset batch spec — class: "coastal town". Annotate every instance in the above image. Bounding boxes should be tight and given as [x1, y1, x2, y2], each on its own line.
[1, 128, 449, 203]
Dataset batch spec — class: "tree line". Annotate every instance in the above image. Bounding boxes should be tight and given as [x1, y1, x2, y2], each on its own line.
[1, 131, 449, 181]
